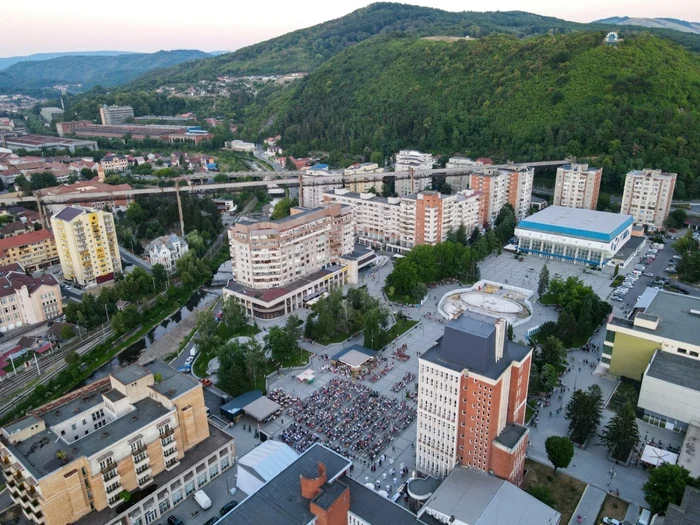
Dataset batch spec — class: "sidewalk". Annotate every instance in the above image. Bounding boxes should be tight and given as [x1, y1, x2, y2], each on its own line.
[569, 485, 606, 525]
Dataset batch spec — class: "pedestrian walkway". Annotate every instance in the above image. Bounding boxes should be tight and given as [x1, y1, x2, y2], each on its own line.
[569, 485, 606, 525]
[625, 502, 641, 524]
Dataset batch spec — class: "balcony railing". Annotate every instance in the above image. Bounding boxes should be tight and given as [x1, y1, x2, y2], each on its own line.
[159, 427, 174, 439]
[100, 463, 117, 475]
[131, 444, 147, 456]
[133, 454, 149, 466]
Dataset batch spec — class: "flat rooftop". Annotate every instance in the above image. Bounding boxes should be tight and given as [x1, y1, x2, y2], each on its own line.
[646, 351, 700, 392]
[143, 360, 201, 400]
[610, 235, 646, 261]
[6, 397, 170, 479]
[517, 206, 633, 242]
[495, 423, 528, 450]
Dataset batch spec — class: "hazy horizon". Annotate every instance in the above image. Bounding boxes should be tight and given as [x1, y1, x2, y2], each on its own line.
[2, 0, 699, 57]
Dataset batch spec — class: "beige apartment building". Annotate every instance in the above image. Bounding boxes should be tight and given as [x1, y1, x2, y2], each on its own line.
[620, 169, 677, 229]
[343, 162, 384, 193]
[225, 204, 355, 318]
[99, 105, 134, 126]
[0, 263, 62, 332]
[0, 360, 235, 525]
[470, 167, 534, 226]
[0, 230, 60, 272]
[324, 188, 481, 252]
[553, 163, 602, 210]
[50, 206, 122, 288]
[394, 150, 435, 196]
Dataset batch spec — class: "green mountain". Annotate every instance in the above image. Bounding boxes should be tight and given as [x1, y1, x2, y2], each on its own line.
[0, 50, 209, 90]
[0, 51, 136, 70]
[595, 16, 700, 35]
[243, 31, 700, 197]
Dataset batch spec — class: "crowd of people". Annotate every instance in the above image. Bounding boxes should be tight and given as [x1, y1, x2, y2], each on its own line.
[281, 378, 416, 462]
[268, 387, 300, 410]
[391, 372, 416, 393]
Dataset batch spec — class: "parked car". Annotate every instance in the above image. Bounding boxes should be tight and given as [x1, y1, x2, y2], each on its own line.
[185, 356, 194, 366]
[168, 517, 184, 525]
[200, 378, 212, 387]
[672, 255, 682, 260]
[203, 518, 219, 525]
[603, 518, 622, 525]
[220, 501, 238, 515]
[612, 296, 624, 302]
[194, 490, 212, 510]
[643, 272, 654, 277]
[666, 268, 677, 274]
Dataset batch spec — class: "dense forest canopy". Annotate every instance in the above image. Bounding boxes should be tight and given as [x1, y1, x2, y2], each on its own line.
[240, 31, 700, 197]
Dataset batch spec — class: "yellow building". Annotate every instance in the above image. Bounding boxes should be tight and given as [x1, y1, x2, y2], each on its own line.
[50, 206, 122, 288]
[0, 230, 60, 272]
[0, 361, 235, 525]
[0, 263, 62, 332]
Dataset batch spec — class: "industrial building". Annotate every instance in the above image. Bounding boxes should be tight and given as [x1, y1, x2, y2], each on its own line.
[515, 206, 634, 268]
[99, 105, 135, 125]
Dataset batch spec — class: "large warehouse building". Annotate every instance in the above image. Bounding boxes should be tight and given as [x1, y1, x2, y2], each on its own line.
[515, 206, 633, 268]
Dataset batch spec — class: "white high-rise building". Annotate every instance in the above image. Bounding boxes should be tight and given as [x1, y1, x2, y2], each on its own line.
[553, 163, 602, 210]
[620, 169, 677, 229]
[445, 157, 477, 192]
[99, 104, 135, 125]
[394, 150, 434, 196]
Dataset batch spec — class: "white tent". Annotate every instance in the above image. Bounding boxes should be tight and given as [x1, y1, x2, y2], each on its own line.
[296, 369, 315, 383]
[244, 396, 281, 421]
[641, 444, 678, 466]
[237, 440, 298, 496]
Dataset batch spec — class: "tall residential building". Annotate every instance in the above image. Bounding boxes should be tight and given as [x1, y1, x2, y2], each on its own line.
[50, 206, 122, 288]
[0, 263, 63, 332]
[417, 313, 532, 484]
[394, 150, 435, 196]
[0, 361, 235, 525]
[620, 169, 677, 229]
[445, 157, 478, 192]
[145, 234, 189, 272]
[36, 179, 133, 215]
[99, 104, 135, 125]
[469, 167, 534, 226]
[343, 162, 384, 193]
[553, 163, 603, 210]
[225, 204, 355, 318]
[0, 230, 60, 272]
[301, 170, 343, 208]
[324, 189, 481, 252]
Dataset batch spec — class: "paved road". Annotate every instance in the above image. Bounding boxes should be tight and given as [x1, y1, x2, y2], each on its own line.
[119, 247, 152, 271]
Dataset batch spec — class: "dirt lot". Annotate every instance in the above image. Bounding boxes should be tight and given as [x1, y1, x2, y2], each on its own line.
[595, 494, 629, 524]
[522, 458, 586, 524]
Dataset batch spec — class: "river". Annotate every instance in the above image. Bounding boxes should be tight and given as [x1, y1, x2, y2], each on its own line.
[82, 289, 217, 383]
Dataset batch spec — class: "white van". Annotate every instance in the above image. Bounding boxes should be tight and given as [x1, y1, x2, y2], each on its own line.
[632, 270, 642, 276]
[637, 508, 651, 525]
[194, 490, 212, 510]
[190, 345, 198, 357]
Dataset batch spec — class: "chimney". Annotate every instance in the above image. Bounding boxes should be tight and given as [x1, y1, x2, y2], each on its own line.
[300, 462, 327, 499]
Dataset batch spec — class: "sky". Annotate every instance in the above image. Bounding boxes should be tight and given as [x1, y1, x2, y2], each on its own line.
[2, 0, 699, 57]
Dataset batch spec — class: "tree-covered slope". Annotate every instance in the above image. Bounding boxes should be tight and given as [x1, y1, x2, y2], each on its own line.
[249, 31, 700, 196]
[0, 50, 209, 89]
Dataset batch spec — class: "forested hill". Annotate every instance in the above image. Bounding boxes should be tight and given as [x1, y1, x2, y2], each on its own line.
[244, 31, 700, 198]
[126, 3, 700, 88]
[0, 50, 209, 90]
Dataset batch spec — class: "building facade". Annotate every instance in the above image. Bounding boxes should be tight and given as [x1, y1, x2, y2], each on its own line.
[301, 172, 344, 208]
[343, 163, 384, 193]
[225, 204, 354, 318]
[394, 150, 435, 196]
[620, 169, 677, 229]
[323, 189, 481, 252]
[445, 157, 477, 192]
[36, 180, 133, 214]
[0, 264, 62, 332]
[99, 105, 135, 126]
[0, 361, 234, 525]
[40, 107, 64, 123]
[416, 313, 532, 484]
[144, 234, 189, 272]
[515, 206, 634, 268]
[553, 163, 603, 210]
[50, 206, 122, 288]
[0, 230, 60, 272]
[469, 167, 534, 226]
[100, 154, 128, 173]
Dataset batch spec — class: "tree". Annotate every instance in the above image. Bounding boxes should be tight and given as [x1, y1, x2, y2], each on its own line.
[644, 463, 692, 515]
[538, 264, 550, 296]
[363, 306, 390, 350]
[243, 338, 266, 386]
[221, 297, 247, 334]
[265, 326, 293, 366]
[285, 157, 297, 171]
[186, 230, 205, 256]
[213, 174, 229, 183]
[665, 208, 687, 229]
[545, 436, 574, 473]
[540, 364, 559, 392]
[216, 342, 250, 396]
[566, 385, 603, 444]
[455, 222, 468, 245]
[270, 197, 299, 220]
[125, 202, 146, 224]
[284, 314, 303, 344]
[507, 323, 514, 341]
[195, 310, 220, 353]
[60, 325, 76, 340]
[601, 402, 640, 462]
[613, 264, 619, 278]
[152, 263, 168, 287]
[538, 336, 566, 369]
[64, 350, 80, 365]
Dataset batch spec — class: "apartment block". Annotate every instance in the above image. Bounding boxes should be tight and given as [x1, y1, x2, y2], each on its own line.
[417, 313, 532, 484]
[50, 206, 122, 288]
[445, 157, 478, 192]
[100, 154, 128, 173]
[469, 167, 534, 226]
[343, 162, 384, 193]
[324, 189, 481, 252]
[0, 263, 62, 332]
[0, 230, 60, 272]
[99, 105, 135, 126]
[620, 169, 677, 229]
[301, 171, 344, 208]
[553, 163, 602, 210]
[36, 180, 132, 215]
[394, 150, 435, 196]
[0, 361, 234, 525]
[225, 204, 354, 318]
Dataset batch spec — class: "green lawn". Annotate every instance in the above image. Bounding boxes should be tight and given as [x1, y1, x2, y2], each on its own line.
[525, 404, 536, 424]
[538, 293, 557, 305]
[387, 319, 419, 340]
[385, 288, 424, 305]
[522, 459, 586, 524]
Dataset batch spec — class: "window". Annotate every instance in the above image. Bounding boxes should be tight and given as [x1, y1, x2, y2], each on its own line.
[184, 481, 195, 496]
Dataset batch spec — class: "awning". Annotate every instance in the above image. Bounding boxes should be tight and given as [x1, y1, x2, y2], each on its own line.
[244, 396, 281, 421]
[339, 349, 373, 369]
[641, 444, 678, 466]
[296, 369, 315, 382]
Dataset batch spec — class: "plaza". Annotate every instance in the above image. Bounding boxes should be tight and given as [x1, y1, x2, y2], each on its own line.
[438, 279, 533, 326]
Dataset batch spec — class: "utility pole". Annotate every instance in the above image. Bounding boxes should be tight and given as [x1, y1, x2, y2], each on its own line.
[298, 174, 304, 207]
[34, 354, 41, 376]
[175, 179, 185, 238]
[35, 194, 47, 230]
[409, 168, 414, 194]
